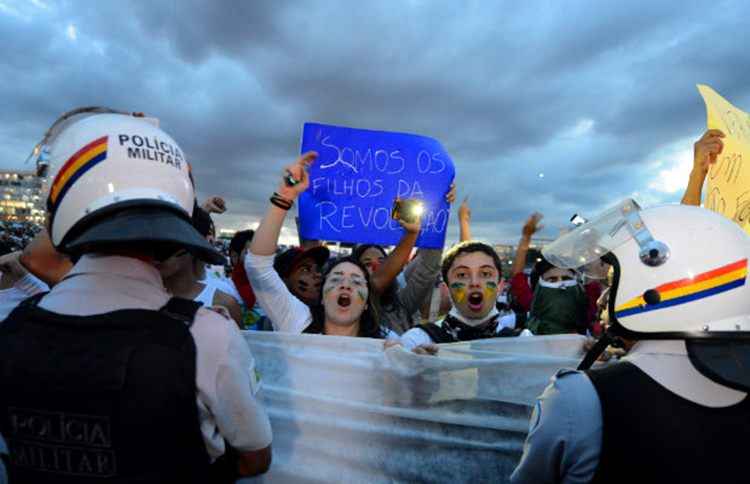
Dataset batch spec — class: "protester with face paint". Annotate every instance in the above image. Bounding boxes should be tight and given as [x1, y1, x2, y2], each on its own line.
[351, 182, 455, 335]
[302, 256, 391, 337]
[273, 245, 329, 307]
[245, 152, 396, 339]
[400, 241, 521, 350]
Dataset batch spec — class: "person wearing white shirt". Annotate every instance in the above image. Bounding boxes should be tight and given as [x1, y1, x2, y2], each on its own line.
[245, 151, 397, 340]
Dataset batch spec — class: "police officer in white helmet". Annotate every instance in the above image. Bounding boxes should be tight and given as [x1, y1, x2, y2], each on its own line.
[512, 199, 750, 484]
[0, 108, 272, 483]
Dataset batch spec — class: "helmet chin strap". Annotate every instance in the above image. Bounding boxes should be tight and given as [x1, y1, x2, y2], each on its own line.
[577, 327, 631, 370]
[577, 331, 615, 370]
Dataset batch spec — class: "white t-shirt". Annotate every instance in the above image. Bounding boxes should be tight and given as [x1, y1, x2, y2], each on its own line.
[193, 282, 219, 308]
[201, 270, 243, 306]
[37, 254, 272, 461]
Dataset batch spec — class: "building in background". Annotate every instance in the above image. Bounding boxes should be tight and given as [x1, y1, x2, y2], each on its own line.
[0, 170, 46, 224]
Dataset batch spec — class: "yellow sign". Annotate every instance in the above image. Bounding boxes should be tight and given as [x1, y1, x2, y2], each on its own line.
[698, 84, 750, 233]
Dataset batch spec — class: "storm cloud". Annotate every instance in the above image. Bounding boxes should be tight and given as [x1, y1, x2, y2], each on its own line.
[1, 0, 748, 243]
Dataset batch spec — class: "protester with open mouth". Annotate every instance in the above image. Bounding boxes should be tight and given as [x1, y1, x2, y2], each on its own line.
[400, 241, 522, 350]
[245, 152, 395, 338]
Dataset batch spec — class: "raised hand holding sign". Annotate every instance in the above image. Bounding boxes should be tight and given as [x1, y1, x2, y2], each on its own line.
[298, 123, 455, 248]
[698, 85, 750, 233]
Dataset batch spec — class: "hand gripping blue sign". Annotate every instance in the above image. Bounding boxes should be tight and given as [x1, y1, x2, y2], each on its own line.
[298, 123, 455, 249]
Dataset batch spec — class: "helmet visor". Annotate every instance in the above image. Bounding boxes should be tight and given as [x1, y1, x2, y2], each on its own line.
[543, 199, 641, 274]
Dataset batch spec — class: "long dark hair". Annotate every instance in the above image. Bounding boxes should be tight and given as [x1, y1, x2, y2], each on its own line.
[351, 244, 399, 307]
[304, 256, 385, 338]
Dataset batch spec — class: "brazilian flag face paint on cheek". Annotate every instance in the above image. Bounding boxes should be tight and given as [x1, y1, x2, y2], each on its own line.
[450, 282, 467, 303]
[483, 281, 498, 301]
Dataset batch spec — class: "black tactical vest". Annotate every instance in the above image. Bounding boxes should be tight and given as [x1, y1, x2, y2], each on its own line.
[0, 295, 211, 483]
[587, 361, 750, 484]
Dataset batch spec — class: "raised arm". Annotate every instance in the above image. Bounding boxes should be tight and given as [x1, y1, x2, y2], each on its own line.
[201, 196, 227, 214]
[250, 151, 318, 257]
[509, 213, 543, 312]
[369, 218, 420, 295]
[681, 129, 724, 206]
[458, 197, 471, 242]
[511, 213, 543, 277]
[246, 151, 318, 333]
[19, 229, 72, 287]
[371, 181, 455, 295]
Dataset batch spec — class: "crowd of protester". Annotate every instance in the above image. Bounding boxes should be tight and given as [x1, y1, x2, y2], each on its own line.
[0, 222, 40, 256]
[0, 109, 745, 484]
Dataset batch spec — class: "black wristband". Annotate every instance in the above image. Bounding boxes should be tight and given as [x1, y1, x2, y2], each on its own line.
[270, 192, 293, 210]
[270, 198, 291, 210]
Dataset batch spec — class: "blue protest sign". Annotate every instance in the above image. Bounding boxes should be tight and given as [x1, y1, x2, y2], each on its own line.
[298, 123, 455, 249]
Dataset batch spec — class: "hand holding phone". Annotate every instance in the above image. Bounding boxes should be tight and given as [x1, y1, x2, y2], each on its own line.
[392, 198, 425, 224]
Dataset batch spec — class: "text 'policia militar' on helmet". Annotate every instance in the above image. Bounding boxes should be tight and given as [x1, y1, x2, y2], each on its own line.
[543, 198, 750, 391]
[27, 107, 224, 265]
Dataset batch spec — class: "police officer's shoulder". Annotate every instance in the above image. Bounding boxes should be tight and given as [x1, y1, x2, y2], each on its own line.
[549, 368, 593, 393]
[191, 307, 245, 356]
[553, 368, 580, 379]
[193, 306, 240, 341]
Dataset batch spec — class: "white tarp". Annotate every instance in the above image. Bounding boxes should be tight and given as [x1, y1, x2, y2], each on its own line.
[240, 332, 586, 484]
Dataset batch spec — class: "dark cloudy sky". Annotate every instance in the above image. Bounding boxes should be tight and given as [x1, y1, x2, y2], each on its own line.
[2, 0, 749, 245]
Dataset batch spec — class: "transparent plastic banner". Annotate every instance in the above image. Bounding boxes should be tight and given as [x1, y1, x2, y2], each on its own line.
[239, 332, 585, 483]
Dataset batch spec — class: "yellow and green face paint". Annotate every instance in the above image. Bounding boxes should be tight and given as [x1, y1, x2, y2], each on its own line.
[449, 282, 467, 303]
[483, 281, 498, 301]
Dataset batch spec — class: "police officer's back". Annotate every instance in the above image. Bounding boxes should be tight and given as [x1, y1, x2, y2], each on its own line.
[0, 109, 272, 483]
[512, 200, 750, 484]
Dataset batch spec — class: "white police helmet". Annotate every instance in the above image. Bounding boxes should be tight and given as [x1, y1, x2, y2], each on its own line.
[544, 199, 750, 390]
[27, 107, 223, 264]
